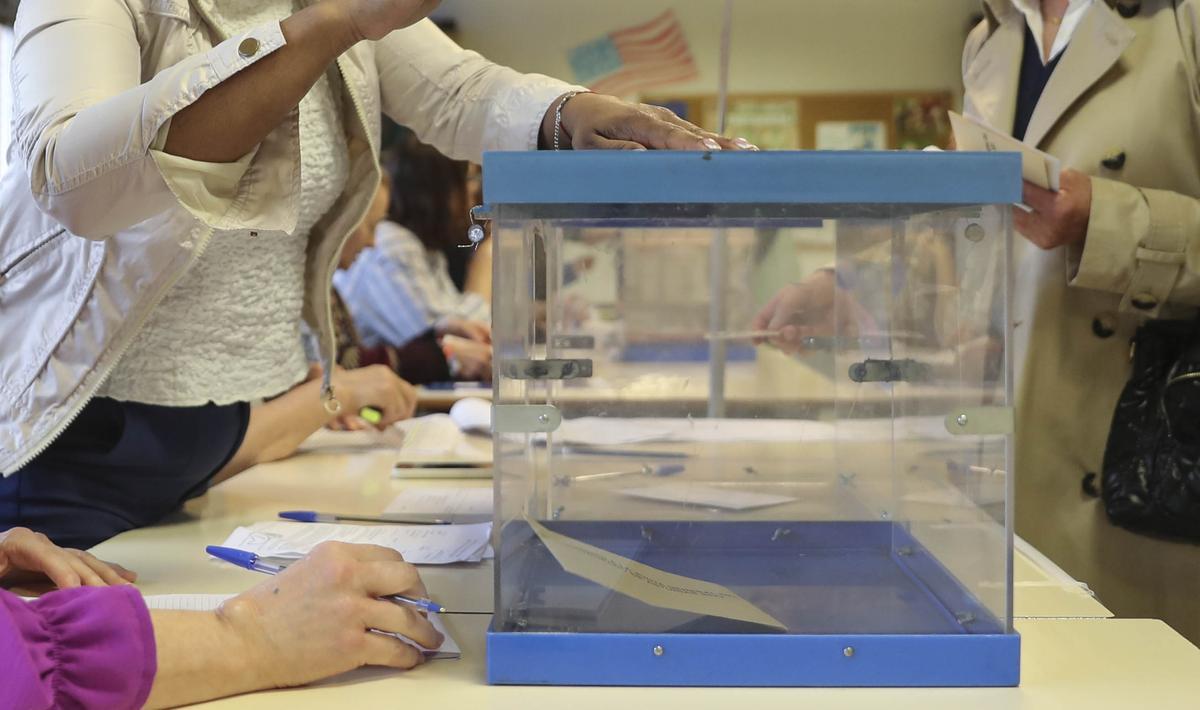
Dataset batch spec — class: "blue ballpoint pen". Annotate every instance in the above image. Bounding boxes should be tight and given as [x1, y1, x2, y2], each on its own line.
[205, 545, 446, 614]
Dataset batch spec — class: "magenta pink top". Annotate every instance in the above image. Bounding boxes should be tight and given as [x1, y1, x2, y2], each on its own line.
[1, 585, 156, 709]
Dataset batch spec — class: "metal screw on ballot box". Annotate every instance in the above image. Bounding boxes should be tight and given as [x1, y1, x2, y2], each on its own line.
[843, 647, 855, 658]
[956, 413, 970, 428]
[964, 223, 986, 242]
[653, 645, 665, 657]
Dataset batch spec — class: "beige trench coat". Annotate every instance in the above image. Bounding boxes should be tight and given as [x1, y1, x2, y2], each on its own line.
[963, 0, 1200, 642]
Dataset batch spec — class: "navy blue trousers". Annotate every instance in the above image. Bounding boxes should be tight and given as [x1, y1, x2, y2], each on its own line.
[0, 397, 249, 549]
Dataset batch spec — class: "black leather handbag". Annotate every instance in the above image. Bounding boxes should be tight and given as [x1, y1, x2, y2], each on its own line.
[1093, 318, 1200, 539]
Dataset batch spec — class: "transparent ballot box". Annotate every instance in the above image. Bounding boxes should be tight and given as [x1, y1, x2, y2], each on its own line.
[483, 151, 1022, 687]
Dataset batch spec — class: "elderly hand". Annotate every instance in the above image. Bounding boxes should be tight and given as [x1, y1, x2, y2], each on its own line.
[0, 527, 137, 589]
[217, 542, 442, 688]
[1015, 169, 1092, 250]
[546, 93, 759, 151]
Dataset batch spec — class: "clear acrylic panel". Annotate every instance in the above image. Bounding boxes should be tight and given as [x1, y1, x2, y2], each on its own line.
[492, 200, 1013, 639]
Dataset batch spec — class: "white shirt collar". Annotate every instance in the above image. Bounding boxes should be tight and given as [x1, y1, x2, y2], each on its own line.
[1012, 0, 1093, 64]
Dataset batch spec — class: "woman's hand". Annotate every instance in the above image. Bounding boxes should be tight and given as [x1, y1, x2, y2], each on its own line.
[438, 318, 492, 344]
[1015, 169, 1092, 250]
[324, 0, 443, 43]
[0, 527, 137, 588]
[333, 365, 418, 428]
[442, 335, 493, 382]
[750, 270, 877, 354]
[546, 93, 759, 151]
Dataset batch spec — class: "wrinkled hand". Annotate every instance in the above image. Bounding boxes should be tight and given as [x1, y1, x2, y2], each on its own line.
[218, 542, 442, 688]
[333, 365, 417, 428]
[325, 0, 442, 43]
[442, 335, 493, 382]
[550, 93, 759, 151]
[1015, 169, 1092, 250]
[0, 527, 137, 589]
[750, 270, 878, 355]
[438, 318, 491, 344]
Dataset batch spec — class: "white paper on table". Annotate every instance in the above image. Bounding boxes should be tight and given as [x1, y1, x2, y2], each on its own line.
[618, 482, 797, 511]
[220, 521, 492, 565]
[297, 414, 490, 461]
[297, 425, 408, 453]
[554, 417, 837, 446]
[385, 488, 493, 518]
[394, 414, 490, 462]
[142, 594, 460, 658]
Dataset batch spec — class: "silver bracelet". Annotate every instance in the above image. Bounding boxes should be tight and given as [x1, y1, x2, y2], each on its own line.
[554, 91, 587, 151]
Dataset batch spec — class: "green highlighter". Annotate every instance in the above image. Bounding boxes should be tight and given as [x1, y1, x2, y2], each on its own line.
[359, 407, 383, 425]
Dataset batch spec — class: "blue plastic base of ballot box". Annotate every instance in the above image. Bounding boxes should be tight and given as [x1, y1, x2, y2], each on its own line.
[486, 520, 1020, 687]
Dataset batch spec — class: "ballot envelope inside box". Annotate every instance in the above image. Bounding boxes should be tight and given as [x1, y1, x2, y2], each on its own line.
[482, 150, 1022, 687]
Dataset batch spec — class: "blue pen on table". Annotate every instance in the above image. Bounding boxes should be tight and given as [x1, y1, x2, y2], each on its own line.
[205, 545, 446, 614]
[279, 510, 452, 525]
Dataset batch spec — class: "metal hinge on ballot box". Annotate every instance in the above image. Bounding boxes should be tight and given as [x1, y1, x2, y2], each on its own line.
[500, 359, 593, 380]
[848, 359, 932, 383]
[493, 405, 561, 433]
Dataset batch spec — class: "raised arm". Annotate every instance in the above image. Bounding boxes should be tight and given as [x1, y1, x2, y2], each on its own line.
[10, 0, 432, 237]
[374, 20, 748, 161]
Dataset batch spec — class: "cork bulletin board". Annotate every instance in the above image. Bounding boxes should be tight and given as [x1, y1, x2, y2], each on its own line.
[646, 91, 954, 151]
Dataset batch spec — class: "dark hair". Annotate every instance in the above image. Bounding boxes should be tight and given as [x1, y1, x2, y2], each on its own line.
[382, 131, 469, 252]
[1, 0, 18, 27]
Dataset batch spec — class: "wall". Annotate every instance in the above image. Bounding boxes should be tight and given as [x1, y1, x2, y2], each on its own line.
[433, 0, 982, 98]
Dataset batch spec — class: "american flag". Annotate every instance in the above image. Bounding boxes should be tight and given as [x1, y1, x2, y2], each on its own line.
[568, 10, 699, 98]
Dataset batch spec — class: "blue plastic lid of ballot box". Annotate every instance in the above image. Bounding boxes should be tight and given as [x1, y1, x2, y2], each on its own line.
[482, 150, 1022, 206]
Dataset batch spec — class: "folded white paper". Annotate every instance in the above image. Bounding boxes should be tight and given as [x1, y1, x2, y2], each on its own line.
[385, 487, 494, 518]
[220, 521, 492, 565]
[949, 110, 1061, 191]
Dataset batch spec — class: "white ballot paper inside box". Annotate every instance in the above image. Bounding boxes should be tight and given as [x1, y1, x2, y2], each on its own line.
[949, 110, 1061, 191]
[527, 518, 786, 630]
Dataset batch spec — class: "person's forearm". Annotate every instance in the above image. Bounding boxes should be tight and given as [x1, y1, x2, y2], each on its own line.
[464, 238, 493, 303]
[163, 4, 356, 163]
[212, 379, 333, 484]
[145, 609, 267, 709]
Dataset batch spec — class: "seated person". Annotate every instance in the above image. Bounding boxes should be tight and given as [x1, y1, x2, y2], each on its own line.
[333, 171, 491, 386]
[335, 134, 492, 374]
[1, 528, 440, 709]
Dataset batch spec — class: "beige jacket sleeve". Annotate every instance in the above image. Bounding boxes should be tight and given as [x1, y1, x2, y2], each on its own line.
[374, 19, 582, 160]
[10, 0, 284, 239]
[1067, 2, 1200, 315]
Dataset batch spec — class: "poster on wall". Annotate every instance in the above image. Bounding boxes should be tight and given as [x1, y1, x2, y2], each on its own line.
[814, 121, 887, 151]
[703, 98, 801, 150]
[893, 95, 952, 150]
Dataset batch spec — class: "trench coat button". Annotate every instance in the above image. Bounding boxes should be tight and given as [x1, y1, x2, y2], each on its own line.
[238, 37, 261, 59]
[1092, 314, 1117, 339]
[1130, 293, 1158, 311]
[1101, 150, 1126, 171]
[1116, 1, 1141, 18]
